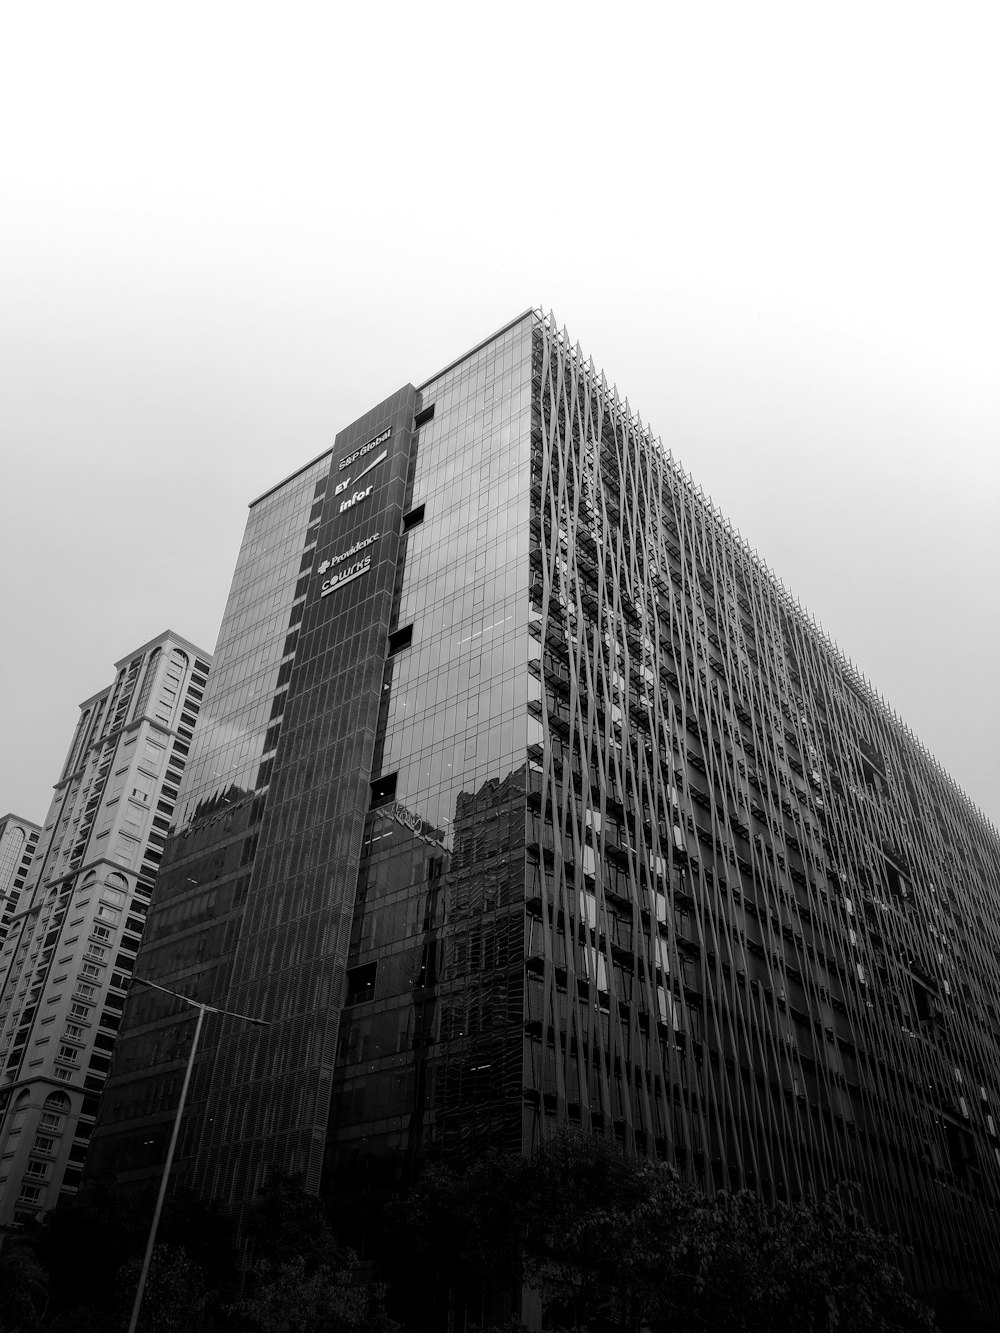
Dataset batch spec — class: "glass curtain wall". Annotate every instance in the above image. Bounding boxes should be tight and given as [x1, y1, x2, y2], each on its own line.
[325, 317, 534, 1233]
[86, 454, 332, 1184]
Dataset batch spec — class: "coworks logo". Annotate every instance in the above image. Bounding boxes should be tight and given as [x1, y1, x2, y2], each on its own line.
[319, 533, 380, 597]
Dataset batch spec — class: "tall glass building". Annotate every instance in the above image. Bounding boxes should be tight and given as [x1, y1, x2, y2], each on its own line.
[89, 312, 1000, 1306]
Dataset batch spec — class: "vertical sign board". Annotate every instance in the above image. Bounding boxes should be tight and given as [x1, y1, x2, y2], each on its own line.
[205, 387, 418, 1205]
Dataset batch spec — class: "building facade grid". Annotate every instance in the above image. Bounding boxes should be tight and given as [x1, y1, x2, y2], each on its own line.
[84, 312, 1000, 1308]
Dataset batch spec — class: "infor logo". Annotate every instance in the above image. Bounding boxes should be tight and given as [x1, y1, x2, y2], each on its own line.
[339, 485, 374, 514]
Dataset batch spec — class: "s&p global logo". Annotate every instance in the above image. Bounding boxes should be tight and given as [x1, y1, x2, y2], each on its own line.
[338, 426, 391, 473]
[334, 426, 391, 512]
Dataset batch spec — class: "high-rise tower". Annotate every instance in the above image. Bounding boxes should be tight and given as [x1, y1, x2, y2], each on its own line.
[89, 313, 1000, 1307]
[0, 814, 40, 946]
[0, 632, 210, 1222]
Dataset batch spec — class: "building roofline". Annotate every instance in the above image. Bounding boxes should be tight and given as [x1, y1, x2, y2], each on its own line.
[416, 308, 536, 392]
[72, 631, 212, 714]
[247, 309, 537, 512]
[0, 813, 41, 833]
[76, 686, 111, 712]
[249, 448, 334, 510]
[113, 631, 212, 673]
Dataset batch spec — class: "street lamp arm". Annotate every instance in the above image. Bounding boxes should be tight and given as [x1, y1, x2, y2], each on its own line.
[131, 975, 270, 1026]
[125, 976, 268, 1333]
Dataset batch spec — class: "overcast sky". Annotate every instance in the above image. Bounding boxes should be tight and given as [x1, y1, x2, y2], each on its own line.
[2, 3, 997, 829]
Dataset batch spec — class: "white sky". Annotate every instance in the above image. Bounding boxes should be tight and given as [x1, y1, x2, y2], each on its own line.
[1, 2, 997, 828]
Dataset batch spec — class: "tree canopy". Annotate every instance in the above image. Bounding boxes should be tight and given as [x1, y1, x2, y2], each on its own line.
[382, 1129, 938, 1333]
[0, 1138, 981, 1332]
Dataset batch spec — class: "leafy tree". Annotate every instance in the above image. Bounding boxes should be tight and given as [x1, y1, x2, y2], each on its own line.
[117, 1244, 208, 1333]
[242, 1170, 340, 1274]
[383, 1129, 939, 1333]
[0, 1234, 50, 1333]
[517, 1131, 684, 1331]
[381, 1149, 534, 1330]
[33, 1178, 146, 1316]
[224, 1253, 400, 1333]
[0, 1141, 948, 1333]
[154, 1187, 236, 1287]
[224, 1173, 400, 1333]
[616, 1182, 936, 1333]
[26, 1179, 233, 1332]
[920, 1287, 1000, 1333]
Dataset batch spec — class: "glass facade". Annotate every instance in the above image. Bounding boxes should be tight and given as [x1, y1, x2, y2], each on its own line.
[88, 312, 1000, 1311]
[380, 319, 533, 828]
[325, 321, 533, 1226]
[180, 386, 419, 1205]
[85, 454, 331, 1184]
[517, 319, 1000, 1307]
[178, 452, 335, 825]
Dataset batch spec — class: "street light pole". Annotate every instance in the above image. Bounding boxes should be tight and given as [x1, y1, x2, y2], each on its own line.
[126, 977, 268, 1333]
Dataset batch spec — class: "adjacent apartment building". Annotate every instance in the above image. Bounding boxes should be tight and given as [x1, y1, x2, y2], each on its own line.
[87, 312, 1000, 1306]
[0, 632, 210, 1222]
[0, 815, 40, 946]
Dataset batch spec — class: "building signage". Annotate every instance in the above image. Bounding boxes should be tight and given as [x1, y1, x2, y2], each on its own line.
[339, 427, 391, 473]
[321, 554, 372, 597]
[319, 532, 380, 597]
[318, 533, 379, 577]
[319, 424, 393, 594]
[334, 438, 390, 513]
[335, 448, 387, 497]
[339, 484, 374, 514]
